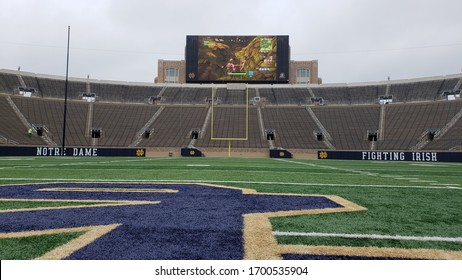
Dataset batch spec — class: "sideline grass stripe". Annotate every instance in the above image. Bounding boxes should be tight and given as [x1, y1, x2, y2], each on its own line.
[273, 231, 462, 243]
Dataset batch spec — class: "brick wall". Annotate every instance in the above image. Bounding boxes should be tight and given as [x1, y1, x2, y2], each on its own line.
[156, 60, 186, 83]
[289, 60, 320, 84]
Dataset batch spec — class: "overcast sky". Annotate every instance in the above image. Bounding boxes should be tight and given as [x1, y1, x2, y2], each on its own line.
[1, 0, 461, 84]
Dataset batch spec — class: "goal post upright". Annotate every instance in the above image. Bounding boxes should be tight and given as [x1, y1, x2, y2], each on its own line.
[211, 83, 249, 157]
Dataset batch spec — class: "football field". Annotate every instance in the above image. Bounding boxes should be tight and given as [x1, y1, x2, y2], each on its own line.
[0, 156, 461, 259]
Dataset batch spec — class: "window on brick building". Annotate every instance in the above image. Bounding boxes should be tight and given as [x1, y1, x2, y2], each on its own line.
[165, 68, 179, 83]
[296, 68, 310, 84]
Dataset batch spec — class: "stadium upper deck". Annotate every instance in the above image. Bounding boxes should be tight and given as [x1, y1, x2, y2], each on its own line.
[1, 69, 460, 105]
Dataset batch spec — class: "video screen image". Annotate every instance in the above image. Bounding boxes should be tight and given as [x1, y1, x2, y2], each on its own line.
[197, 36, 278, 81]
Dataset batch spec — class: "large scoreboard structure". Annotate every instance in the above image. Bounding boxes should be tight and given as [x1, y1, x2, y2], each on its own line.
[186, 35, 290, 84]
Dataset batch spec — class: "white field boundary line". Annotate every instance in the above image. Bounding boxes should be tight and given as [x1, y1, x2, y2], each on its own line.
[0, 158, 35, 161]
[274, 159, 461, 188]
[272, 231, 462, 243]
[0, 168, 378, 179]
[274, 158, 380, 177]
[0, 157, 173, 170]
[0, 178, 460, 190]
[2, 166, 363, 175]
[410, 180, 439, 183]
[0, 168, 373, 176]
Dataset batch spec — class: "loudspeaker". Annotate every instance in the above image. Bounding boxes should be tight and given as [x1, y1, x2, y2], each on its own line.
[368, 132, 378, 142]
[91, 128, 101, 138]
[36, 127, 43, 136]
[144, 130, 151, 138]
[427, 131, 435, 141]
[266, 130, 275, 140]
[191, 129, 200, 139]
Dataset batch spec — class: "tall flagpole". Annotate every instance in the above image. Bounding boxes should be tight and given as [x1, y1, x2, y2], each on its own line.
[62, 26, 70, 155]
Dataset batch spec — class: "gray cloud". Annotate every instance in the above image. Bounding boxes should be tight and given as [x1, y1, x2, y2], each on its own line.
[1, 0, 461, 83]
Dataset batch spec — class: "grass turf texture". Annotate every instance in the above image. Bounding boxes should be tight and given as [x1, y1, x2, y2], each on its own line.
[0, 231, 85, 259]
[0, 201, 111, 211]
[0, 157, 461, 257]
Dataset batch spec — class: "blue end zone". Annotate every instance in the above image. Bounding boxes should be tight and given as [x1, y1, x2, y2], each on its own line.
[0, 183, 341, 259]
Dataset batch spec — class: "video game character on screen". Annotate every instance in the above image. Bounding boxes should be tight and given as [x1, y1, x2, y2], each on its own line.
[225, 58, 246, 73]
[197, 36, 277, 81]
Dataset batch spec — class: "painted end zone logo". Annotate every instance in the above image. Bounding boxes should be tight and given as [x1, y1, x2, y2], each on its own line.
[0, 183, 364, 260]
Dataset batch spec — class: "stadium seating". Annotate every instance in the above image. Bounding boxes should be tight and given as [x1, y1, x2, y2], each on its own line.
[34, 77, 70, 99]
[213, 88, 255, 105]
[11, 96, 89, 146]
[424, 116, 462, 151]
[196, 107, 268, 148]
[0, 95, 44, 145]
[261, 107, 326, 149]
[1, 69, 461, 152]
[389, 80, 448, 102]
[161, 87, 210, 104]
[378, 101, 462, 150]
[349, 85, 387, 104]
[139, 106, 209, 147]
[258, 87, 311, 105]
[0, 72, 20, 94]
[311, 105, 380, 150]
[92, 103, 160, 147]
[310, 87, 348, 105]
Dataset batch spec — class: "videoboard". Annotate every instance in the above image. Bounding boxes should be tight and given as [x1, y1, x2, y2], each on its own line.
[186, 35, 289, 83]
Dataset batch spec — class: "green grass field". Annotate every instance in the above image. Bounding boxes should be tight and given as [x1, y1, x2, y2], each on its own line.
[0, 156, 461, 258]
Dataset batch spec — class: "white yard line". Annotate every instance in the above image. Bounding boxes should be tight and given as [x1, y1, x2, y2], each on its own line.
[275, 158, 380, 177]
[410, 163, 451, 167]
[409, 180, 438, 183]
[272, 231, 462, 243]
[0, 158, 35, 161]
[1, 158, 460, 190]
[0, 178, 460, 190]
[431, 183, 461, 187]
[274, 159, 457, 189]
[0, 157, 172, 170]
